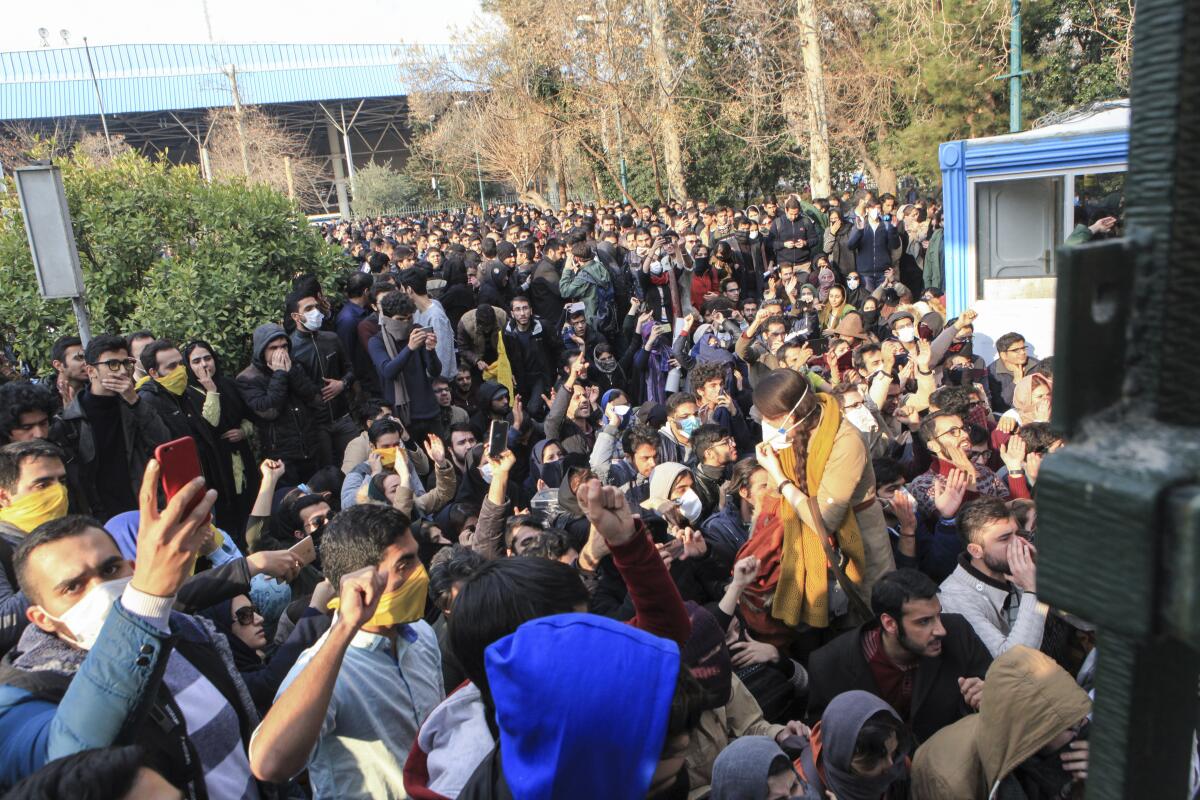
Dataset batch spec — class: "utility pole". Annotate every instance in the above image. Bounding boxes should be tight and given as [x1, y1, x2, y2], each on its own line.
[997, 0, 1028, 132]
[223, 65, 251, 177]
[82, 37, 113, 157]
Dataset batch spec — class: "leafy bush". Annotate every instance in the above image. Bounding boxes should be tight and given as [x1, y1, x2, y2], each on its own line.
[0, 147, 350, 374]
[351, 161, 437, 216]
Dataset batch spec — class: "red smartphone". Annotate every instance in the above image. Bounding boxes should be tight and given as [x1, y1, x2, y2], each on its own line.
[155, 437, 208, 521]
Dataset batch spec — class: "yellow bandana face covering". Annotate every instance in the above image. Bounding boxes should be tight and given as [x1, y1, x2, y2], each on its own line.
[0, 483, 69, 534]
[372, 448, 398, 469]
[328, 564, 429, 628]
[157, 366, 189, 396]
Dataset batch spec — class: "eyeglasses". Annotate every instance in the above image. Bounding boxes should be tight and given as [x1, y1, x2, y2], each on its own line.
[933, 425, 967, 441]
[91, 358, 137, 373]
[1002, 344, 1030, 354]
[233, 605, 262, 626]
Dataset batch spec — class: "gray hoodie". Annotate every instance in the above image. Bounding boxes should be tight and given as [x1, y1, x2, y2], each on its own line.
[710, 736, 800, 800]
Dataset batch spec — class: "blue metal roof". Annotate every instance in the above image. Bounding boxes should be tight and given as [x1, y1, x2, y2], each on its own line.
[0, 42, 461, 121]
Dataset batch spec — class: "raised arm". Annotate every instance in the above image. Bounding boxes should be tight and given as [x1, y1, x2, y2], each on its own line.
[577, 479, 691, 646]
[250, 567, 385, 783]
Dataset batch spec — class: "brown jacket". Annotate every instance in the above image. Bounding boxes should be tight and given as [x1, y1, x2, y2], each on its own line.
[910, 646, 1091, 799]
[810, 419, 895, 603]
[684, 675, 786, 799]
[456, 307, 509, 370]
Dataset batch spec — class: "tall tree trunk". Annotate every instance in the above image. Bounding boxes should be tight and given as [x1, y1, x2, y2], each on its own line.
[861, 151, 899, 195]
[553, 135, 569, 205]
[646, 0, 687, 201]
[797, 0, 831, 199]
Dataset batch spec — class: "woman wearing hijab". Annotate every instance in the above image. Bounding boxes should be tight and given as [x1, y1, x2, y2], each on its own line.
[200, 592, 331, 714]
[631, 317, 675, 406]
[710, 737, 813, 800]
[1009, 373, 1053, 427]
[523, 438, 565, 495]
[844, 271, 871, 310]
[182, 340, 256, 535]
[818, 284, 856, 329]
[794, 690, 910, 800]
[815, 266, 837, 304]
[824, 209, 857, 277]
[589, 342, 631, 396]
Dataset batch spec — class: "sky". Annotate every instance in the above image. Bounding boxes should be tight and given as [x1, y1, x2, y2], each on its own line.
[0, 0, 490, 51]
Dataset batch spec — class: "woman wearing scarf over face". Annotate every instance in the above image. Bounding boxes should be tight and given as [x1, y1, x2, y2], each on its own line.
[794, 690, 910, 800]
[182, 340, 256, 535]
[632, 317, 674, 406]
[523, 438, 565, 495]
[815, 266, 838, 303]
[199, 592, 331, 714]
[588, 343, 630, 396]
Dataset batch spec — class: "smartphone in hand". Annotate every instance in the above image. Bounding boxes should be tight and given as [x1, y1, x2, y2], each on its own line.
[155, 437, 208, 523]
[488, 420, 510, 457]
[289, 535, 317, 567]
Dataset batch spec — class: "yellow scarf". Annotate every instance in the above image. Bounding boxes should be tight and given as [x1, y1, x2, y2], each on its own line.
[156, 366, 189, 396]
[0, 483, 69, 534]
[772, 393, 867, 629]
[482, 333, 515, 399]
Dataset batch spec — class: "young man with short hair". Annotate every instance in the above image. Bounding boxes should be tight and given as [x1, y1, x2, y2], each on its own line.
[399, 269, 457, 381]
[50, 334, 171, 521]
[288, 289, 359, 469]
[987, 332, 1039, 413]
[938, 498, 1046, 657]
[250, 504, 443, 798]
[0, 383, 55, 445]
[659, 392, 700, 465]
[806, 568, 992, 743]
[48, 336, 87, 414]
[0, 471, 274, 798]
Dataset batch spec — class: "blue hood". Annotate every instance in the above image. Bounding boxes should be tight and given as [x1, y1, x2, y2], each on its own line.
[485, 613, 681, 800]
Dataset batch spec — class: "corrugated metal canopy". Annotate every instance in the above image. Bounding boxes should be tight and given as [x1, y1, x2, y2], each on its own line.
[0, 42, 461, 121]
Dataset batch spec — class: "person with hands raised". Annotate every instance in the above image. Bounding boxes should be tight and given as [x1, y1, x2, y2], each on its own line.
[0, 460, 281, 798]
[467, 444, 519, 560]
[908, 411, 1010, 525]
[250, 503, 444, 796]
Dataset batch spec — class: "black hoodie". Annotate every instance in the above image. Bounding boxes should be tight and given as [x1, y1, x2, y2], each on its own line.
[235, 323, 320, 463]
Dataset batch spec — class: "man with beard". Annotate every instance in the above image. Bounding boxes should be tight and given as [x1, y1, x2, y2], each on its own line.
[530, 238, 565, 325]
[937, 498, 1046, 657]
[367, 291, 443, 438]
[734, 309, 790, 389]
[806, 568, 993, 743]
[505, 295, 554, 401]
[545, 356, 597, 456]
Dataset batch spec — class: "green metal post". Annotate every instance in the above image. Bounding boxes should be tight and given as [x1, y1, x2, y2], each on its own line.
[1009, 0, 1022, 132]
[616, 107, 629, 202]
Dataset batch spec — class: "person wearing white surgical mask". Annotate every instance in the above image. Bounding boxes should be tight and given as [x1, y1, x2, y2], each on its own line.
[833, 385, 894, 460]
[749, 369, 895, 630]
[3, 466, 275, 797]
[640, 462, 708, 531]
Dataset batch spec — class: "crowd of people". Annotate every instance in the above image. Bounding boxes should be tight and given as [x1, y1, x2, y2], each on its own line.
[0, 190, 1103, 800]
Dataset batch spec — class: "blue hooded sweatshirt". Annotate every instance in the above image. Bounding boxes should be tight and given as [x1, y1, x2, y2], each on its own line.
[485, 613, 681, 800]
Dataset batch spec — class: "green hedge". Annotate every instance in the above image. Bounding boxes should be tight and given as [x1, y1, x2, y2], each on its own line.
[0, 149, 350, 373]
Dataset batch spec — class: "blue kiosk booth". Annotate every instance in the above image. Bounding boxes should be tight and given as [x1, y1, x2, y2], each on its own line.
[937, 100, 1129, 361]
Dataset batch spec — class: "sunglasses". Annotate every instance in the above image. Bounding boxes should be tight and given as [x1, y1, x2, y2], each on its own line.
[233, 605, 261, 626]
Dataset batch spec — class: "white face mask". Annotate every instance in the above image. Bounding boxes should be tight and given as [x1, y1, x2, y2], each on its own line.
[479, 462, 494, 484]
[759, 388, 816, 451]
[612, 404, 630, 417]
[897, 327, 916, 344]
[677, 489, 703, 523]
[868, 209, 881, 222]
[749, 231, 759, 240]
[847, 278, 860, 290]
[845, 405, 877, 434]
[649, 261, 664, 276]
[50, 576, 132, 650]
[302, 309, 325, 330]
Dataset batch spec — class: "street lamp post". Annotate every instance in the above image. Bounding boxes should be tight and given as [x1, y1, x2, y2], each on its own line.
[577, 12, 630, 202]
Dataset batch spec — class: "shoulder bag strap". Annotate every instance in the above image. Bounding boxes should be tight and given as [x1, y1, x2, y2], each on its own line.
[806, 495, 872, 621]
